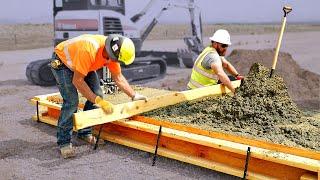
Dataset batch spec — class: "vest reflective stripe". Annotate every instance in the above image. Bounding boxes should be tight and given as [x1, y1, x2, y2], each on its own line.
[63, 36, 100, 68]
[188, 79, 204, 88]
[193, 64, 218, 79]
[188, 47, 219, 89]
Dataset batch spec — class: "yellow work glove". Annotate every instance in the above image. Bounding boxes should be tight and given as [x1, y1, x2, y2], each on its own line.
[95, 96, 114, 114]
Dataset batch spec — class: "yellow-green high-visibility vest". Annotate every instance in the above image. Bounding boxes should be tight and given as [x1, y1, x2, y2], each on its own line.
[187, 46, 219, 89]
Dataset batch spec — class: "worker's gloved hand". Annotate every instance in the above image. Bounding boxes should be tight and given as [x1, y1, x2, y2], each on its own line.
[132, 93, 148, 102]
[95, 96, 114, 114]
[235, 74, 244, 80]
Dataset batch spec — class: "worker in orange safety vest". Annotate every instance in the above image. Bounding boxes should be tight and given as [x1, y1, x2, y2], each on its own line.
[51, 34, 147, 158]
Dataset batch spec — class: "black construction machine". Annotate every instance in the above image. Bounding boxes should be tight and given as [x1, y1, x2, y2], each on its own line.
[26, 0, 204, 91]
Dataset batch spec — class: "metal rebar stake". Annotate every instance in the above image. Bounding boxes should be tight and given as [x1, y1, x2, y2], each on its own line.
[94, 125, 104, 150]
[36, 101, 40, 122]
[152, 126, 162, 166]
[243, 146, 251, 179]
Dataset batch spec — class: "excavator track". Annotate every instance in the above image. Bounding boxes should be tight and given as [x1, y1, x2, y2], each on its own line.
[26, 59, 56, 86]
[121, 56, 167, 84]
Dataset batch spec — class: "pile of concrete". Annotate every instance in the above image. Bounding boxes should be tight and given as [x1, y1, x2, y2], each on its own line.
[213, 63, 301, 123]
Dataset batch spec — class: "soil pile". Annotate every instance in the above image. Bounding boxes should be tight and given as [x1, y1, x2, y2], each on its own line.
[228, 49, 320, 110]
[144, 63, 320, 150]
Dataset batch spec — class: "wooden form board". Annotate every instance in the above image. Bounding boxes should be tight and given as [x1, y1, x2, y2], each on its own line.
[109, 120, 320, 172]
[133, 116, 320, 161]
[73, 80, 241, 130]
[31, 111, 319, 179]
[29, 83, 320, 179]
[98, 121, 320, 179]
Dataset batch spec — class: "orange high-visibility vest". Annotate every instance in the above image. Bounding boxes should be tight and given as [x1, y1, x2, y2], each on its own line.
[55, 34, 121, 76]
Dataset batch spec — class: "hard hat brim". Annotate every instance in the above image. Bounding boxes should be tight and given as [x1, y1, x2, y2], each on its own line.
[209, 36, 231, 45]
[119, 55, 135, 65]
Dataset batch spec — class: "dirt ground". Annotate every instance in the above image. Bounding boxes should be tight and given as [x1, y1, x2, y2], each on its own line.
[0, 24, 319, 179]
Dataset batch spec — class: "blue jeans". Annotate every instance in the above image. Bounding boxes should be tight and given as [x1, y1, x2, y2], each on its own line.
[51, 64, 103, 148]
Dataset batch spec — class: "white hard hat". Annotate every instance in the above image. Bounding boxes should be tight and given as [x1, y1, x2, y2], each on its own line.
[209, 29, 231, 45]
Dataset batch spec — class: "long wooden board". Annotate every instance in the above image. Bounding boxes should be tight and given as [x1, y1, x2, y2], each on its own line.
[98, 121, 319, 179]
[133, 116, 320, 161]
[30, 104, 320, 179]
[111, 120, 320, 172]
[73, 80, 241, 130]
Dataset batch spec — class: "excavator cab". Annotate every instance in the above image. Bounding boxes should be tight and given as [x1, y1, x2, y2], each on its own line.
[26, 0, 204, 89]
[55, 0, 125, 14]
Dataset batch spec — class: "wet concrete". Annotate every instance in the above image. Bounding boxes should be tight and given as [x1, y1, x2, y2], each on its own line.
[144, 63, 320, 151]
[47, 86, 172, 105]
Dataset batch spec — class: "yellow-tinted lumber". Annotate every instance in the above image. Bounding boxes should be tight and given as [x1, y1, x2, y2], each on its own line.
[114, 120, 320, 172]
[30, 98, 61, 110]
[100, 130, 275, 180]
[99, 122, 318, 179]
[300, 173, 318, 180]
[73, 80, 241, 130]
[133, 116, 320, 161]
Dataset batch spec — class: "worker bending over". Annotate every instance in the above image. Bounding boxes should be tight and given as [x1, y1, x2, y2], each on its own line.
[187, 29, 244, 92]
[51, 34, 147, 158]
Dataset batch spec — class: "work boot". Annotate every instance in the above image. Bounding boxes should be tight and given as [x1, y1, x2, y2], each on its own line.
[78, 134, 105, 145]
[60, 144, 75, 159]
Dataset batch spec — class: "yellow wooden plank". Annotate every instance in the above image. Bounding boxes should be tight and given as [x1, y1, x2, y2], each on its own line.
[300, 173, 318, 180]
[133, 116, 320, 161]
[30, 98, 61, 110]
[32, 92, 61, 101]
[100, 131, 275, 180]
[73, 80, 241, 130]
[32, 115, 57, 126]
[114, 120, 320, 172]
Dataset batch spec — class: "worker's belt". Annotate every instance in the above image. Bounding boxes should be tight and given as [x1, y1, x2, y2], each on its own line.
[50, 53, 66, 69]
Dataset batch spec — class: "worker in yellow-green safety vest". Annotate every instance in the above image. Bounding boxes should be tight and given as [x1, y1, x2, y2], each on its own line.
[187, 29, 244, 93]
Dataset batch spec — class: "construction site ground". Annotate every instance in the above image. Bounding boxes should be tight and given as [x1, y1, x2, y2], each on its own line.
[0, 25, 319, 179]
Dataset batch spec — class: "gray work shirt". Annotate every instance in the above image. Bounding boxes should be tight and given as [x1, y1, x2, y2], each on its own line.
[201, 52, 223, 70]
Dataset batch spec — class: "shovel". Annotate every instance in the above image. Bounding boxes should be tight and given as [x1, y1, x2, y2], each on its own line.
[269, 5, 292, 78]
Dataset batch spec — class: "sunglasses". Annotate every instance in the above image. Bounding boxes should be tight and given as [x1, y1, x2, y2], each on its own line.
[220, 43, 228, 48]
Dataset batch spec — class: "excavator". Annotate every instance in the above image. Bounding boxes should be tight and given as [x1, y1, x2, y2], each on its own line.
[26, 0, 204, 89]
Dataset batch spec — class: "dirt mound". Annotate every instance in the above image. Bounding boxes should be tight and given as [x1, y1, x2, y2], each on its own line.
[144, 63, 320, 150]
[228, 49, 320, 110]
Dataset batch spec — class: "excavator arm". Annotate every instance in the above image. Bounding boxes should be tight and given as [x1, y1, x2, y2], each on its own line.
[130, 0, 204, 68]
[102, 0, 204, 93]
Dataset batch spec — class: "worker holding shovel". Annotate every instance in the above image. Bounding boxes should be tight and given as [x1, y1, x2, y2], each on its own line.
[187, 29, 244, 93]
[51, 34, 147, 158]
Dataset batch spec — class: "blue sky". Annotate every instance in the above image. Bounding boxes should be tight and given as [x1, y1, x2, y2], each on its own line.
[0, 0, 319, 24]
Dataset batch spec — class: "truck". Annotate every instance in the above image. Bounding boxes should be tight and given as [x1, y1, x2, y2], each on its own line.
[26, 0, 204, 87]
